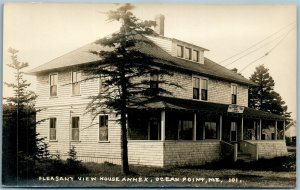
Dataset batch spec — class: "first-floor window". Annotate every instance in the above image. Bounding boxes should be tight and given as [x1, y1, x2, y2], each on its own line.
[72, 117, 79, 141]
[178, 120, 193, 140]
[99, 115, 108, 141]
[49, 118, 57, 140]
[205, 122, 217, 139]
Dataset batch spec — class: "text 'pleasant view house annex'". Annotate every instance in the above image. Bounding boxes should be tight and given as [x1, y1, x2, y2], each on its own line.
[29, 14, 288, 167]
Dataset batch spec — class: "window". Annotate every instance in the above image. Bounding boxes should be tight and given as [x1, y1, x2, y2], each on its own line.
[193, 50, 199, 62]
[71, 117, 79, 141]
[205, 122, 217, 139]
[150, 73, 159, 95]
[177, 45, 184, 58]
[193, 77, 200, 99]
[185, 47, 192, 60]
[99, 115, 108, 141]
[72, 71, 81, 95]
[49, 118, 57, 141]
[50, 74, 58, 97]
[201, 79, 208, 101]
[231, 84, 237, 104]
[178, 120, 193, 140]
[149, 117, 161, 140]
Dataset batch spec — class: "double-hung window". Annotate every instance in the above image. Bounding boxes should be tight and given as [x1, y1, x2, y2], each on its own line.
[193, 50, 199, 62]
[49, 118, 57, 141]
[177, 45, 184, 58]
[185, 47, 192, 60]
[231, 84, 237, 104]
[193, 77, 200, 99]
[201, 79, 208, 101]
[50, 74, 58, 97]
[71, 117, 79, 141]
[99, 115, 108, 141]
[205, 122, 217, 139]
[72, 71, 81, 96]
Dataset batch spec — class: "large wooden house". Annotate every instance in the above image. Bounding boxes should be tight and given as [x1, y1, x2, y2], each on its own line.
[29, 15, 287, 167]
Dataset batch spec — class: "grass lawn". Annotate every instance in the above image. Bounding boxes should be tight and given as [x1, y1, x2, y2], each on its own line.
[23, 153, 296, 188]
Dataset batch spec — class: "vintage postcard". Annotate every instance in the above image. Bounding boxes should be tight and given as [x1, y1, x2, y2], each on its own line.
[2, 3, 296, 188]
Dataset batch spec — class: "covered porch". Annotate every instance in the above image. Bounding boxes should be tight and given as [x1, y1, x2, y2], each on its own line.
[127, 96, 287, 167]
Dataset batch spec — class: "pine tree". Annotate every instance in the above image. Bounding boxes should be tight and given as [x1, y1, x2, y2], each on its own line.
[83, 4, 178, 175]
[3, 48, 48, 183]
[249, 65, 291, 122]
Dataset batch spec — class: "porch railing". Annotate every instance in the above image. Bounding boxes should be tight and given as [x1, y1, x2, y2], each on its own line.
[220, 141, 237, 162]
[239, 141, 258, 160]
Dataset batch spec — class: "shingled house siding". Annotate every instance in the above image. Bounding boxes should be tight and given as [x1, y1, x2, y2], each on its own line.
[36, 70, 99, 108]
[253, 141, 288, 159]
[37, 105, 123, 164]
[163, 141, 220, 166]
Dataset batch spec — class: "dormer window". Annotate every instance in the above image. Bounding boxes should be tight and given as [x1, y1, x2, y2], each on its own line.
[185, 47, 192, 60]
[193, 50, 199, 62]
[177, 45, 184, 58]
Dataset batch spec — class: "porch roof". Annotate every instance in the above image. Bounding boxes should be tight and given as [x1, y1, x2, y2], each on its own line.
[131, 96, 285, 120]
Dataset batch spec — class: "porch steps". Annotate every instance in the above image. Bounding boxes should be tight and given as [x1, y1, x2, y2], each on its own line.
[237, 152, 253, 162]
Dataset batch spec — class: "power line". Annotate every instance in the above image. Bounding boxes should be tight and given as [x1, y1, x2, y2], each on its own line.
[239, 27, 295, 72]
[218, 21, 296, 64]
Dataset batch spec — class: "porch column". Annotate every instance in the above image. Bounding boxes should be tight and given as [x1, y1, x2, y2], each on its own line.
[275, 120, 278, 140]
[219, 115, 222, 140]
[193, 113, 197, 141]
[259, 119, 262, 140]
[161, 110, 165, 141]
[241, 117, 244, 141]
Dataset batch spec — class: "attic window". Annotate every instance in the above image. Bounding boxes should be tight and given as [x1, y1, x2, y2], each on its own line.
[177, 45, 184, 58]
[185, 47, 192, 60]
[193, 50, 199, 62]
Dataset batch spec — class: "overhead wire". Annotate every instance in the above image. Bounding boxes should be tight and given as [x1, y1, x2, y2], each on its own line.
[239, 26, 295, 72]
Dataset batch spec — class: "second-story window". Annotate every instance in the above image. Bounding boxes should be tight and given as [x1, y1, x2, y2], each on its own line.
[193, 77, 200, 99]
[72, 71, 81, 96]
[185, 47, 192, 60]
[201, 79, 208, 101]
[231, 84, 237, 104]
[50, 74, 58, 97]
[150, 73, 159, 95]
[177, 45, 184, 58]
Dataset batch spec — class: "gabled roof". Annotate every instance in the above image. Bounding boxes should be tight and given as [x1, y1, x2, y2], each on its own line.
[130, 96, 285, 120]
[29, 35, 256, 86]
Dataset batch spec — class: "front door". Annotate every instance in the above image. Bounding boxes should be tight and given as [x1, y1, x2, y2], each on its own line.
[230, 121, 237, 142]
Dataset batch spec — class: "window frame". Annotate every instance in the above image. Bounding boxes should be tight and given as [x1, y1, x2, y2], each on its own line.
[192, 77, 200, 100]
[185, 47, 192, 60]
[178, 119, 193, 140]
[49, 73, 58, 97]
[99, 114, 109, 142]
[177, 45, 184, 58]
[149, 72, 159, 95]
[192, 76, 208, 101]
[71, 116, 80, 141]
[49, 117, 57, 141]
[231, 84, 238, 104]
[71, 71, 81, 96]
[193, 50, 199, 62]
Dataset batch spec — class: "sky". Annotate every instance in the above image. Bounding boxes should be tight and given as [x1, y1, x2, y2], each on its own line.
[2, 3, 297, 119]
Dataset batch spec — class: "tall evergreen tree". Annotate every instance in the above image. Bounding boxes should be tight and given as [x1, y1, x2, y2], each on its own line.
[3, 48, 48, 183]
[84, 4, 178, 175]
[248, 65, 291, 121]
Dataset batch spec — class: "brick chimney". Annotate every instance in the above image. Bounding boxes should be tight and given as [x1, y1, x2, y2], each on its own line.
[154, 14, 165, 36]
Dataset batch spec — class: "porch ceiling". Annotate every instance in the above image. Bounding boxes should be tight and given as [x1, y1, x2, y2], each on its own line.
[130, 96, 285, 120]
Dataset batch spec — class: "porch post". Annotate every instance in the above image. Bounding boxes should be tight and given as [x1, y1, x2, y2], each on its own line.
[275, 120, 278, 140]
[161, 110, 165, 141]
[241, 117, 244, 141]
[219, 115, 222, 140]
[193, 113, 197, 141]
[259, 119, 262, 140]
